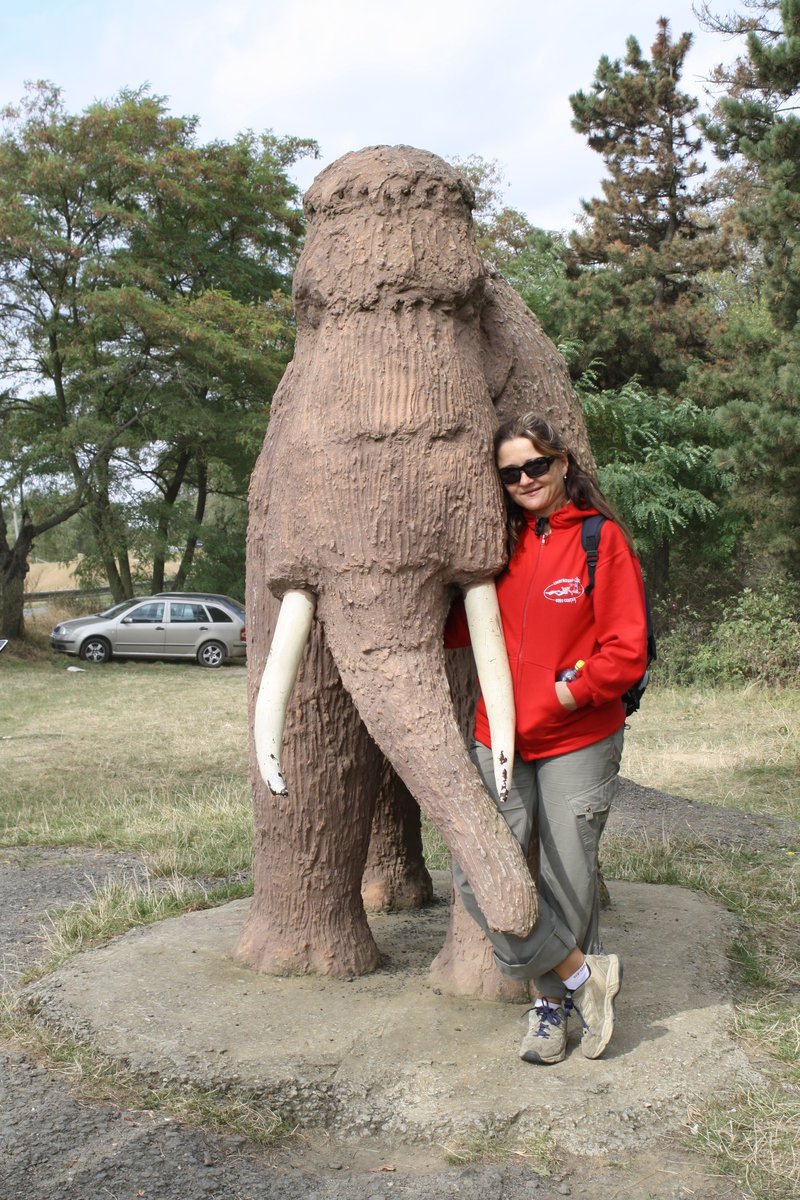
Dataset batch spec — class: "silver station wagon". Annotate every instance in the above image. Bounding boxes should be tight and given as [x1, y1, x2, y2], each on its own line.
[50, 592, 247, 668]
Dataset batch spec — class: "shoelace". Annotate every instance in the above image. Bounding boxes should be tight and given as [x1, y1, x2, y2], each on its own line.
[565, 990, 589, 1031]
[531, 1002, 566, 1039]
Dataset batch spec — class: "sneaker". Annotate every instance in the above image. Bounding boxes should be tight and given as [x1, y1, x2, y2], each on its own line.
[571, 952, 622, 1059]
[519, 1000, 568, 1065]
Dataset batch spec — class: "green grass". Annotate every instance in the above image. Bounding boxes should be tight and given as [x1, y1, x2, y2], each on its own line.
[1, 658, 798, 1191]
[28, 875, 253, 981]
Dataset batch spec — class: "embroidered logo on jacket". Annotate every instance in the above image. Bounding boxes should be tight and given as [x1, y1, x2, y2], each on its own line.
[544, 577, 584, 604]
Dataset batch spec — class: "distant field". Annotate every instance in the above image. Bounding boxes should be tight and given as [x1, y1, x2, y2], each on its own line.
[0, 659, 250, 877]
[25, 561, 180, 596]
[25, 561, 81, 592]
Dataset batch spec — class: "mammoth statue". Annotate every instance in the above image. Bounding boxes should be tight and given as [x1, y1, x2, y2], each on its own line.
[235, 145, 592, 990]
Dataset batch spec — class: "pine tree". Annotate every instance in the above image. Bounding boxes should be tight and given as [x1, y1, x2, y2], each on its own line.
[700, 0, 800, 571]
[563, 18, 728, 390]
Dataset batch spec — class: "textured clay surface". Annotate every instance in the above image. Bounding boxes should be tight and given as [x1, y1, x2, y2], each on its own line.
[242, 146, 591, 978]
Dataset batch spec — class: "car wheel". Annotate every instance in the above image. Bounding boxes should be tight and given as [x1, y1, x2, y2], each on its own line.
[79, 637, 112, 664]
[197, 640, 226, 668]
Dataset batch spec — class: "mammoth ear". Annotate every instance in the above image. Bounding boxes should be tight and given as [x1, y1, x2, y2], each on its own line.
[254, 589, 316, 795]
[463, 580, 515, 802]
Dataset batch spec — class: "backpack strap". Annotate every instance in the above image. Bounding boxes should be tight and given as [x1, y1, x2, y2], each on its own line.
[581, 515, 606, 597]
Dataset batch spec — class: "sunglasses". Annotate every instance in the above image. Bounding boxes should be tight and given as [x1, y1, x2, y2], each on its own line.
[498, 456, 557, 486]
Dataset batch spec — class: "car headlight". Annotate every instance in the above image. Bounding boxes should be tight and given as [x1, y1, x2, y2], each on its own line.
[53, 625, 64, 635]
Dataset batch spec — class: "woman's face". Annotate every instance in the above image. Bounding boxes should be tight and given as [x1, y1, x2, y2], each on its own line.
[496, 436, 568, 518]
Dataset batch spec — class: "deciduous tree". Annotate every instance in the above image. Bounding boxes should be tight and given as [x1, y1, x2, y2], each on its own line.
[0, 83, 314, 636]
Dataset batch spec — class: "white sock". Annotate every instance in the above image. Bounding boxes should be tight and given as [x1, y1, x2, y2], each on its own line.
[563, 961, 591, 992]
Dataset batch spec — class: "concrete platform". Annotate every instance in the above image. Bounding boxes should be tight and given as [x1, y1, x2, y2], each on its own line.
[26, 874, 760, 1158]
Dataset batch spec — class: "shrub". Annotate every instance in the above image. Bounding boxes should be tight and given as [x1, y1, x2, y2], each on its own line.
[656, 575, 800, 686]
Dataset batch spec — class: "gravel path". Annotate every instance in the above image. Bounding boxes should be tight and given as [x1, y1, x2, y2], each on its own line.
[2, 780, 783, 1200]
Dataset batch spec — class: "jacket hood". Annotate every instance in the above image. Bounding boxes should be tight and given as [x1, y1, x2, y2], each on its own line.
[523, 501, 601, 531]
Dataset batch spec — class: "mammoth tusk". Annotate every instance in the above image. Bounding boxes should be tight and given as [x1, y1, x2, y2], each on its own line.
[463, 580, 515, 803]
[254, 588, 316, 795]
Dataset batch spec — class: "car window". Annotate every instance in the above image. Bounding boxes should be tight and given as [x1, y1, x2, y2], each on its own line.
[128, 602, 165, 623]
[168, 602, 209, 623]
[206, 605, 233, 623]
[99, 599, 140, 619]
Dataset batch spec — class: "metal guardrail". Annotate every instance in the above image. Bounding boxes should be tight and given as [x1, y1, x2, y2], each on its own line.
[24, 587, 115, 602]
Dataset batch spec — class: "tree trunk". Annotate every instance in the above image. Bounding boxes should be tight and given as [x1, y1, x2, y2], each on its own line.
[152, 449, 191, 593]
[1, 493, 87, 639]
[0, 558, 26, 640]
[644, 538, 670, 600]
[1, 496, 34, 639]
[87, 479, 132, 602]
[171, 461, 207, 591]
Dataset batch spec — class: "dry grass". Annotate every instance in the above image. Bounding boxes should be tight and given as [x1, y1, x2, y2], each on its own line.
[5, 656, 795, 824]
[599, 836, 799, 991]
[622, 685, 799, 821]
[689, 1087, 799, 1200]
[24, 560, 179, 594]
[31, 874, 252, 979]
[611, 687, 800, 1199]
[735, 999, 800, 1076]
[441, 1127, 554, 1171]
[0, 659, 251, 876]
[25, 560, 82, 591]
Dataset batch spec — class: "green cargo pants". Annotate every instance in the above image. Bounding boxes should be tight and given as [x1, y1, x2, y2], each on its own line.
[453, 729, 624, 1000]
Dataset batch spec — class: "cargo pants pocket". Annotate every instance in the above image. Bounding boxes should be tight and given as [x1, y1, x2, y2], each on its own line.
[566, 774, 617, 858]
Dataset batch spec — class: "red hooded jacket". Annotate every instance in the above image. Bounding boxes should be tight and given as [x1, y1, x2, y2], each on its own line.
[446, 502, 649, 760]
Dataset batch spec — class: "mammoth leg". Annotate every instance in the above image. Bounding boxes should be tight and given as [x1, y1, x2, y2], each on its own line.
[361, 765, 434, 913]
[236, 595, 383, 977]
[430, 805, 541, 1001]
[320, 593, 537, 940]
[430, 887, 533, 1002]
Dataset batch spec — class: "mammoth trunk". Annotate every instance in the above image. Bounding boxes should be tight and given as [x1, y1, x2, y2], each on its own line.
[319, 584, 537, 939]
[254, 581, 515, 811]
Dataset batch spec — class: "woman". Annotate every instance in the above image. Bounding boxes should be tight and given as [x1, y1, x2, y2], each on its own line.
[446, 413, 648, 1065]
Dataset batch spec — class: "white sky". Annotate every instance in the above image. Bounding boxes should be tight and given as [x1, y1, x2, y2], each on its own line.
[2, 0, 742, 231]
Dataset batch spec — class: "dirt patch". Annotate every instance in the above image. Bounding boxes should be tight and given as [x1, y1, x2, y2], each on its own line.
[613, 777, 796, 850]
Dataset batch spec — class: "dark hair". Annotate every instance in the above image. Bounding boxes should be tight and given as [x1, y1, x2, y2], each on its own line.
[494, 413, 634, 554]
